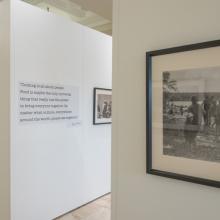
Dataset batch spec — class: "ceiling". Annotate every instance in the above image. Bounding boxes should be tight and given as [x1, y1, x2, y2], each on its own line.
[70, 0, 112, 20]
[23, 0, 112, 35]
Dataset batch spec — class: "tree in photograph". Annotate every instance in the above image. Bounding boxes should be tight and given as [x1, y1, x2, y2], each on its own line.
[163, 71, 177, 111]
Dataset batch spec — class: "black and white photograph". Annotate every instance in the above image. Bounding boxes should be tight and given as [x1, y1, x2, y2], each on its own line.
[93, 88, 112, 125]
[146, 40, 220, 188]
[163, 66, 220, 163]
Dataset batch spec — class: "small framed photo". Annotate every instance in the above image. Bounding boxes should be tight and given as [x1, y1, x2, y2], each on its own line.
[93, 88, 112, 125]
[146, 40, 220, 187]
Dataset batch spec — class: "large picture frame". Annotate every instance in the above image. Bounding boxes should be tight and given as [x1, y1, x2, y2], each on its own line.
[146, 39, 220, 188]
[93, 88, 112, 125]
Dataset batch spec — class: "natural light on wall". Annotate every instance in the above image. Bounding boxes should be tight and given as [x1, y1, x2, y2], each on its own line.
[23, 0, 112, 35]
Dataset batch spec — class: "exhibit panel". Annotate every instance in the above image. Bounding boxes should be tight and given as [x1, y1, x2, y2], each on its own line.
[11, 1, 112, 220]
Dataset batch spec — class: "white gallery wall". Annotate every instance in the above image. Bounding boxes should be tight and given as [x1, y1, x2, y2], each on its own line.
[112, 0, 220, 220]
[11, 1, 112, 220]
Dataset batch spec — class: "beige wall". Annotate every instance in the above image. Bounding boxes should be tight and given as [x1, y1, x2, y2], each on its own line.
[112, 0, 220, 220]
[0, 0, 10, 219]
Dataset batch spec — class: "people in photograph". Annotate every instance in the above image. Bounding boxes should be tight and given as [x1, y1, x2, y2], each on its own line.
[102, 101, 108, 118]
[180, 105, 184, 116]
[169, 103, 174, 115]
[106, 101, 112, 118]
[97, 104, 101, 118]
[184, 96, 202, 149]
[203, 95, 211, 127]
[209, 96, 217, 128]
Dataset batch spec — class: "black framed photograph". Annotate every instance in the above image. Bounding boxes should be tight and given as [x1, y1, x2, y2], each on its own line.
[93, 88, 112, 125]
[146, 40, 220, 187]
